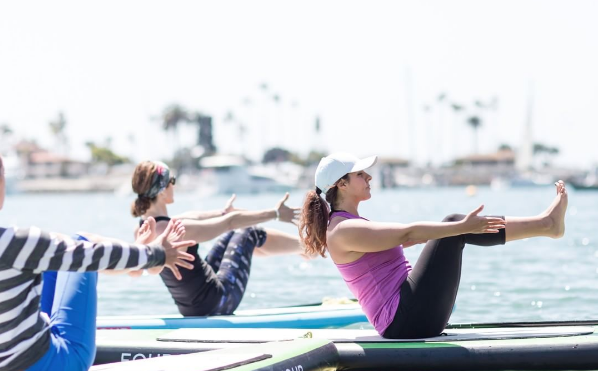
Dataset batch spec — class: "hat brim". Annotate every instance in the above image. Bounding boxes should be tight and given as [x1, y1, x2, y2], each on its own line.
[350, 155, 377, 173]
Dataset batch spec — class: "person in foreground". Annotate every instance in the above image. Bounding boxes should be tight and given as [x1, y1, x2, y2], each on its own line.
[130, 161, 311, 317]
[299, 152, 567, 339]
[0, 155, 196, 371]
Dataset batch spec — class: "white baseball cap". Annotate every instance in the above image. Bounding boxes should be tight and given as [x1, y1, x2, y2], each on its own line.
[315, 152, 378, 194]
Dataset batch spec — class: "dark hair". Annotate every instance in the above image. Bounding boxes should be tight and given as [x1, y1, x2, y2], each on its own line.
[299, 174, 349, 257]
[130, 161, 158, 217]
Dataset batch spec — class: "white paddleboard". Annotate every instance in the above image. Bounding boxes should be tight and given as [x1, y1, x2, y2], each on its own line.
[157, 326, 595, 343]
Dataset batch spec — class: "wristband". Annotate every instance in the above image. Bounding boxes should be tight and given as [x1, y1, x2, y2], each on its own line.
[275, 209, 280, 221]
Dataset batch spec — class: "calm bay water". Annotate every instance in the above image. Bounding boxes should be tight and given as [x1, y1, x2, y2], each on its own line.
[1, 186, 597, 324]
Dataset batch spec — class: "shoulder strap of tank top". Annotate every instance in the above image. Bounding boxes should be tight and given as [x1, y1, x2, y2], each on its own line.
[329, 210, 368, 221]
[139, 216, 172, 226]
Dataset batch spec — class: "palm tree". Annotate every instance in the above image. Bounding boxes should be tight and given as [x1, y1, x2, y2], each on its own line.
[158, 104, 189, 156]
[0, 123, 13, 152]
[258, 82, 271, 151]
[222, 110, 247, 156]
[312, 115, 324, 154]
[423, 104, 433, 167]
[451, 103, 465, 112]
[467, 115, 482, 154]
[272, 93, 283, 148]
[49, 112, 68, 155]
[0, 123, 12, 136]
[533, 143, 559, 168]
[161, 104, 189, 133]
[436, 92, 448, 165]
[450, 104, 466, 159]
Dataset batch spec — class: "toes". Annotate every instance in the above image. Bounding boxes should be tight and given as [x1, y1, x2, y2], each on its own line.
[554, 180, 566, 195]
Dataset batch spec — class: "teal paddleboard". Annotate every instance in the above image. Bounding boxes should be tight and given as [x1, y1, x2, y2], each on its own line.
[97, 303, 368, 330]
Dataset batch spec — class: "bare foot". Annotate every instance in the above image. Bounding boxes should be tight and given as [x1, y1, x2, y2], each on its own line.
[136, 217, 157, 244]
[542, 180, 568, 238]
[131, 217, 161, 277]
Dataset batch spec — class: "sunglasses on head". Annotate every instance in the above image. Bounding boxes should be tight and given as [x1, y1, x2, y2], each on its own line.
[169, 176, 176, 186]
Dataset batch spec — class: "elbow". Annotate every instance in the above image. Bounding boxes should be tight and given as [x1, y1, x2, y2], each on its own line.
[225, 211, 241, 230]
[402, 227, 415, 244]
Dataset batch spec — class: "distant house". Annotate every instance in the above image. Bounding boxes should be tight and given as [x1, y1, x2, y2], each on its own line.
[448, 149, 516, 185]
[454, 149, 516, 167]
[14, 140, 89, 179]
[377, 157, 410, 168]
[27, 152, 89, 178]
[376, 156, 410, 188]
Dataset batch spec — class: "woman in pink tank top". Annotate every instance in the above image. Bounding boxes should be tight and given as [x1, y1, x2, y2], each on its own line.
[298, 152, 568, 339]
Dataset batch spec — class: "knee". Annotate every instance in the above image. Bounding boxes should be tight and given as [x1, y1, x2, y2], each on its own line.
[442, 214, 465, 223]
[74, 342, 97, 371]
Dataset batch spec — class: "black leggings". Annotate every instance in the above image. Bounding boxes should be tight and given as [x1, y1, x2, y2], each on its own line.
[382, 214, 506, 339]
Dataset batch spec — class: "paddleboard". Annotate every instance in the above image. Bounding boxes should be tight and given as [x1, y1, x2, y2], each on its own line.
[97, 303, 368, 330]
[91, 338, 338, 371]
[95, 323, 598, 370]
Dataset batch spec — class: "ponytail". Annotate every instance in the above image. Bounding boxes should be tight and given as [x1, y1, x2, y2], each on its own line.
[130, 195, 154, 217]
[299, 174, 349, 258]
[131, 161, 158, 217]
[299, 190, 330, 257]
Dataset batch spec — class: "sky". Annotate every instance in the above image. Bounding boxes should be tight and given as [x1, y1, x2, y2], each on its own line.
[0, 0, 597, 168]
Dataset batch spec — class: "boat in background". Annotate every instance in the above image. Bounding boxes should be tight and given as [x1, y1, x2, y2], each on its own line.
[570, 167, 598, 190]
[571, 182, 598, 191]
[192, 155, 296, 196]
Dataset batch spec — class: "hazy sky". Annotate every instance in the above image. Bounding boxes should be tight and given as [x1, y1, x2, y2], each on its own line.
[1, 0, 597, 167]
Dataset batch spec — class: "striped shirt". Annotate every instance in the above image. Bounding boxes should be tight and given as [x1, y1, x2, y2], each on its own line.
[0, 226, 166, 371]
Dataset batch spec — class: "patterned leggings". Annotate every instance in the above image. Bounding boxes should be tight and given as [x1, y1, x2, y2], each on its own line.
[205, 227, 267, 315]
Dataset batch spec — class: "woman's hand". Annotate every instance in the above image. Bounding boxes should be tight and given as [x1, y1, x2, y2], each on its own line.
[461, 205, 506, 234]
[274, 192, 300, 225]
[223, 194, 243, 214]
[149, 219, 196, 280]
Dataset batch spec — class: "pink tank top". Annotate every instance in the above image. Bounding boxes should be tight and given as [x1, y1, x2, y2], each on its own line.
[331, 211, 412, 334]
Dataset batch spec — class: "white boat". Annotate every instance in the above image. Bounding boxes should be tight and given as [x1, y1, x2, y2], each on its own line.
[194, 155, 295, 196]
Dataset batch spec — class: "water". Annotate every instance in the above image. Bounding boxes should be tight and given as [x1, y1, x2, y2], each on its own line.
[1, 186, 597, 324]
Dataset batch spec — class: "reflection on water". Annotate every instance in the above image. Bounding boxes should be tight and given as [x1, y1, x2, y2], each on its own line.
[1, 186, 597, 323]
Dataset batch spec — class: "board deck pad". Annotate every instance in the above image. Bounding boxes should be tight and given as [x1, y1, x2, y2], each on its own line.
[91, 339, 337, 371]
[157, 326, 595, 343]
[91, 352, 270, 371]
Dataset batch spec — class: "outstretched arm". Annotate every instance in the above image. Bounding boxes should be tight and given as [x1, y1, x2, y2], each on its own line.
[174, 193, 299, 243]
[173, 194, 241, 221]
[331, 205, 505, 254]
[0, 219, 196, 280]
